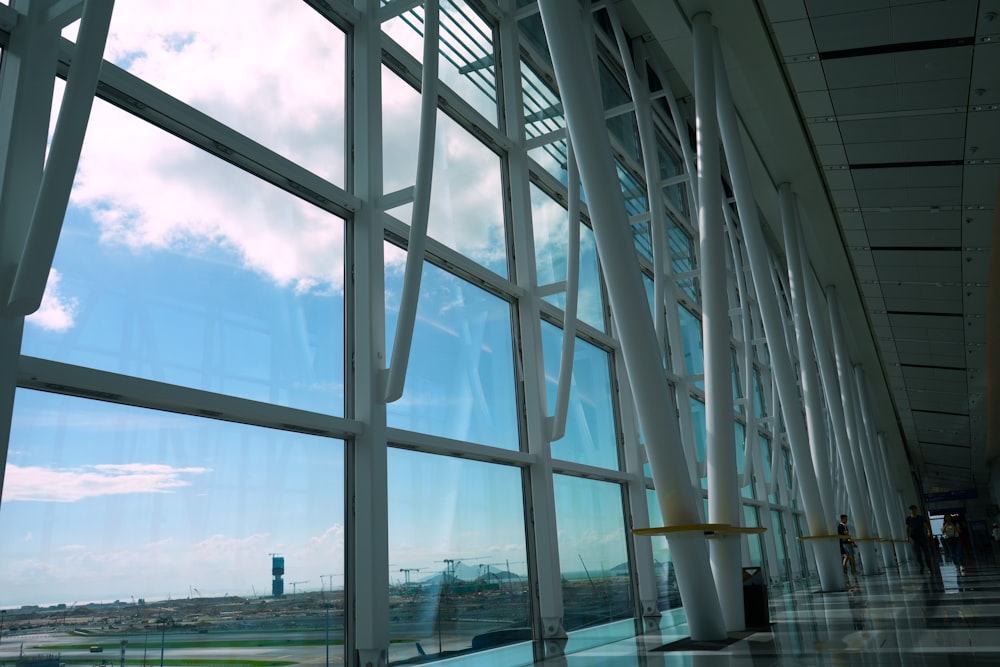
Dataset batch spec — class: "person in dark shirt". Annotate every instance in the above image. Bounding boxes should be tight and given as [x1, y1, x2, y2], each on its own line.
[838, 514, 858, 577]
[905, 505, 933, 574]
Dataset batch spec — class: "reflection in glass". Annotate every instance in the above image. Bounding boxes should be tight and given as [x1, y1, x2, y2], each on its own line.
[22, 99, 346, 416]
[771, 509, 789, 581]
[554, 475, 633, 631]
[382, 0, 499, 125]
[387, 449, 530, 663]
[385, 251, 518, 449]
[669, 225, 698, 302]
[678, 305, 705, 390]
[382, 69, 508, 277]
[104, 2, 346, 184]
[531, 184, 606, 332]
[0, 389, 345, 661]
[646, 490, 680, 611]
[793, 514, 809, 577]
[743, 505, 764, 568]
[690, 397, 707, 490]
[735, 421, 754, 499]
[542, 323, 619, 470]
[761, 435, 779, 503]
[657, 134, 687, 218]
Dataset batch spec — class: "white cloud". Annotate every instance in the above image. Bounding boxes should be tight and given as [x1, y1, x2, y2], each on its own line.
[3, 462, 210, 503]
[25, 268, 78, 332]
[66, 1, 347, 295]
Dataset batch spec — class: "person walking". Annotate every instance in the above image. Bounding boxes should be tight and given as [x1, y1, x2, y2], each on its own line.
[905, 505, 934, 574]
[942, 514, 965, 574]
[838, 514, 858, 578]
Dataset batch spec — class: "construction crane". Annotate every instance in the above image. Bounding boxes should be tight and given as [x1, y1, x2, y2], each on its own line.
[289, 580, 308, 595]
[399, 568, 421, 585]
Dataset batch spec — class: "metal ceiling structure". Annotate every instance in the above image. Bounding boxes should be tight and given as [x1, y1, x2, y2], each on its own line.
[626, 0, 999, 501]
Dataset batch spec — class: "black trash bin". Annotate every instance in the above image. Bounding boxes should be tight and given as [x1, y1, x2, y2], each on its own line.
[742, 566, 770, 629]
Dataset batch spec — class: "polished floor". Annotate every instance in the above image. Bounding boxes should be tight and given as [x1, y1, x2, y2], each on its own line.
[526, 547, 1000, 666]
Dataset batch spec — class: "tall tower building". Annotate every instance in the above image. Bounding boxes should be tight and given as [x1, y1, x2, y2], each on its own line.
[271, 555, 284, 597]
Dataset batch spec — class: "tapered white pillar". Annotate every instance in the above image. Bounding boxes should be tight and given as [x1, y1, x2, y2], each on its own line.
[537, 0, 727, 641]
[712, 34, 844, 592]
[780, 186, 836, 530]
[694, 13, 743, 632]
[807, 282, 878, 573]
[853, 367, 899, 569]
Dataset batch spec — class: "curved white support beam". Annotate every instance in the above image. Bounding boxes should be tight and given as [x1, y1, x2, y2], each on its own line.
[384, 0, 439, 403]
[548, 140, 580, 443]
[7, 0, 114, 316]
[538, 0, 726, 641]
[780, 185, 836, 533]
[712, 32, 844, 592]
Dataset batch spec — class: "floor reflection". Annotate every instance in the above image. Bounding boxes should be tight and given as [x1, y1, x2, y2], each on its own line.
[535, 550, 1000, 666]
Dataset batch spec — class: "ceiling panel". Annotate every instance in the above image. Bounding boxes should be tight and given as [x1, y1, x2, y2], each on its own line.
[772, 19, 819, 56]
[830, 80, 969, 116]
[839, 114, 966, 145]
[963, 163, 1000, 205]
[786, 60, 828, 91]
[969, 42, 1000, 104]
[810, 9, 891, 52]
[888, 0, 979, 42]
[856, 186, 961, 208]
[846, 138, 966, 163]
[891, 47, 974, 83]
[760, 0, 808, 23]
[808, 121, 845, 145]
[862, 210, 962, 230]
[803, 0, 888, 20]
[796, 89, 836, 116]
[902, 366, 967, 394]
[866, 229, 959, 246]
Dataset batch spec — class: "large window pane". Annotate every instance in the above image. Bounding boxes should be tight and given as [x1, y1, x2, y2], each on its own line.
[22, 101, 345, 416]
[383, 69, 507, 277]
[382, 0, 499, 125]
[0, 390, 344, 661]
[103, 2, 346, 185]
[531, 184, 606, 332]
[554, 475, 633, 632]
[542, 323, 619, 470]
[385, 253, 518, 449]
[387, 449, 530, 663]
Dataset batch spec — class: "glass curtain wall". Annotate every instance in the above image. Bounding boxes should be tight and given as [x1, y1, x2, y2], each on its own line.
[0, 1, 810, 664]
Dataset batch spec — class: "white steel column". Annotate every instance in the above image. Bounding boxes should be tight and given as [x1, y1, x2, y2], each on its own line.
[693, 13, 743, 632]
[780, 187, 835, 524]
[804, 277, 878, 574]
[8, 0, 115, 315]
[826, 288, 882, 574]
[0, 318, 24, 500]
[0, 0, 60, 311]
[538, 0, 726, 641]
[712, 34, 844, 592]
[779, 186, 841, 586]
[842, 373, 889, 572]
[607, 8, 676, 628]
[853, 366, 899, 570]
[499, 2, 567, 655]
[879, 433, 910, 561]
[348, 1, 390, 664]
